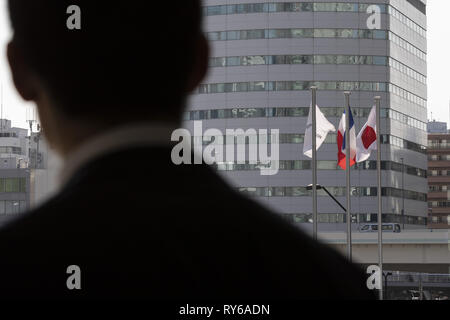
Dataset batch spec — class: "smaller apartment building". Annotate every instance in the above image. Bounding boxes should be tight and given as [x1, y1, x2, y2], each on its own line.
[0, 120, 53, 226]
[427, 121, 450, 229]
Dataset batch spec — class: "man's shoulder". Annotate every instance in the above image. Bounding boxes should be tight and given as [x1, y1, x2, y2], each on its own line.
[0, 156, 375, 299]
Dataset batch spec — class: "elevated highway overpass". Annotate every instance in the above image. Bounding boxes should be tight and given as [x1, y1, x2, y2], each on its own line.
[318, 230, 450, 273]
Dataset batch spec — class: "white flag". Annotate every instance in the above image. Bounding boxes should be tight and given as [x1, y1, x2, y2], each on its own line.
[303, 105, 336, 158]
[356, 106, 377, 163]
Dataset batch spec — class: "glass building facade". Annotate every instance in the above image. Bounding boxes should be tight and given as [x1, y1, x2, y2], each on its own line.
[185, 0, 428, 229]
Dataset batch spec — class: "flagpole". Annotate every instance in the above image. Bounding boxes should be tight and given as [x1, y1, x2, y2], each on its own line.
[375, 96, 383, 300]
[344, 91, 352, 261]
[311, 86, 318, 241]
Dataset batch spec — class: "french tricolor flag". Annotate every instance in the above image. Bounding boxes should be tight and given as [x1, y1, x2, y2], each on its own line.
[356, 106, 377, 163]
[337, 107, 357, 170]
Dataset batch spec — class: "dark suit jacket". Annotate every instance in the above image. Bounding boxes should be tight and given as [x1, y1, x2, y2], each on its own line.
[0, 147, 375, 300]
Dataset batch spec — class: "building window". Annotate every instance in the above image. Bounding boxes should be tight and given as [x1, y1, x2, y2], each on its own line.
[0, 178, 26, 193]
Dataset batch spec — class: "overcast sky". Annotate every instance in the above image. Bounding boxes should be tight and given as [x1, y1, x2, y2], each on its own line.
[0, 1, 449, 129]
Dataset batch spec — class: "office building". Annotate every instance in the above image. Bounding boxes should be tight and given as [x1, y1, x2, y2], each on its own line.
[0, 119, 59, 226]
[0, 119, 31, 225]
[185, 0, 428, 230]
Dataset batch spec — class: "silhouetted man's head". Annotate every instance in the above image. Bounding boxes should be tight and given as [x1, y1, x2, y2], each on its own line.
[7, 0, 207, 125]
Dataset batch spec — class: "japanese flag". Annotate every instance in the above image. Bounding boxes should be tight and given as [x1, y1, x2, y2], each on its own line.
[356, 106, 377, 163]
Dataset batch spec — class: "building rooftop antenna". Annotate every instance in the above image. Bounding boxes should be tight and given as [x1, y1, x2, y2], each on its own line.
[26, 106, 38, 134]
